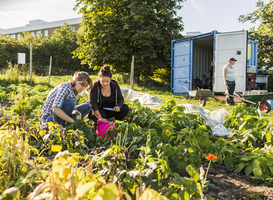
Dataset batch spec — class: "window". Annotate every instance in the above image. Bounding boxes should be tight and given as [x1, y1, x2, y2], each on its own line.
[31, 32, 35, 37]
[44, 30, 48, 37]
[17, 34, 21, 39]
[71, 26, 75, 31]
[36, 30, 42, 37]
[10, 34, 16, 38]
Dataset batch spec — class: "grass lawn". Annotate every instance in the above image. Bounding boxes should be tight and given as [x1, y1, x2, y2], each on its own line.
[2, 73, 272, 120]
[38, 75, 273, 120]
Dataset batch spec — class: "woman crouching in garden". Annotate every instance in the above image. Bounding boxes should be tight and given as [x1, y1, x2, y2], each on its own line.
[41, 71, 93, 127]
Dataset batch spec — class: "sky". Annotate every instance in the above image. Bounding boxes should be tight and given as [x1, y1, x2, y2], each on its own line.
[0, 0, 270, 35]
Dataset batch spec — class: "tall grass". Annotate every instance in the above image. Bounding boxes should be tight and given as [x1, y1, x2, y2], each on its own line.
[0, 63, 48, 86]
[0, 67, 272, 119]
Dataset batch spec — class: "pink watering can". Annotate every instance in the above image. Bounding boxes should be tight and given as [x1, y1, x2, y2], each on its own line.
[96, 120, 115, 138]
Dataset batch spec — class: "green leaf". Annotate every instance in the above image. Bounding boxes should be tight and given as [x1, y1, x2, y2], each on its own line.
[123, 175, 137, 195]
[23, 169, 37, 182]
[51, 145, 62, 152]
[186, 165, 199, 183]
[223, 156, 233, 168]
[24, 161, 36, 169]
[94, 183, 119, 200]
[219, 147, 228, 154]
[75, 182, 96, 199]
[252, 159, 260, 168]
[178, 190, 190, 200]
[266, 132, 271, 142]
[2, 187, 20, 199]
[236, 163, 246, 173]
[253, 167, 262, 177]
[245, 165, 253, 176]
[177, 161, 187, 172]
[140, 188, 168, 200]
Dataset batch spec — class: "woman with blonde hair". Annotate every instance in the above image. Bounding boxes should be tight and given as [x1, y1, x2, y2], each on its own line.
[41, 71, 93, 126]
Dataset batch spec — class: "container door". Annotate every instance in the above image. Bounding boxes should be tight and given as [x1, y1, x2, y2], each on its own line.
[247, 40, 258, 70]
[214, 31, 247, 92]
[171, 39, 192, 94]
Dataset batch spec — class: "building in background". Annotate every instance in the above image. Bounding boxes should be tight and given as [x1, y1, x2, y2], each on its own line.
[0, 17, 82, 38]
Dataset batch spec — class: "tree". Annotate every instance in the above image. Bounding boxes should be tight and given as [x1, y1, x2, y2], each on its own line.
[238, 0, 273, 70]
[0, 24, 89, 75]
[51, 23, 89, 72]
[0, 35, 29, 70]
[73, 0, 184, 80]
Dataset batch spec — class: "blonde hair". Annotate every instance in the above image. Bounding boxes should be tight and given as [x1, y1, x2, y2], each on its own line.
[69, 71, 93, 90]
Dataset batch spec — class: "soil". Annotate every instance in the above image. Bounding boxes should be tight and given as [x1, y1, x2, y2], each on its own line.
[203, 164, 273, 200]
[0, 99, 12, 108]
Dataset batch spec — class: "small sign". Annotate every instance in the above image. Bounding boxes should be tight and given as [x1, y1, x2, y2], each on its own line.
[18, 53, 26, 64]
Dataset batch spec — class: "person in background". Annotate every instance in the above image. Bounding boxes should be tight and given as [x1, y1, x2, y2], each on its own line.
[87, 65, 129, 128]
[41, 71, 93, 127]
[223, 57, 237, 106]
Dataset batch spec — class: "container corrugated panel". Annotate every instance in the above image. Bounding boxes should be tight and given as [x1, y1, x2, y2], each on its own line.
[247, 40, 258, 70]
[192, 46, 213, 83]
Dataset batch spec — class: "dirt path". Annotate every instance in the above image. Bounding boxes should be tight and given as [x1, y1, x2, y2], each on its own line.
[203, 164, 273, 199]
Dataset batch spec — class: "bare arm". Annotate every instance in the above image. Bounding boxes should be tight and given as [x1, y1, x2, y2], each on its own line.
[223, 68, 228, 85]
[93, 110, 107, 122]
[53, 107, 75, 123]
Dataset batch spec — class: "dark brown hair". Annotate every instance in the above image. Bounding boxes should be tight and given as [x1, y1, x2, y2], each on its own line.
[98, 65, 112, 78]
[68, 71, 93, 90]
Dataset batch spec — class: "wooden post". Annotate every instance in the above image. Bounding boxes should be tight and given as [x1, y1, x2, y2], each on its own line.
[24, 54, 26, 80]
[48, 56, 52, 85]
[17, 62, 19, 83]
[30, 43, 32, 84]
[130, 55, 134, 89]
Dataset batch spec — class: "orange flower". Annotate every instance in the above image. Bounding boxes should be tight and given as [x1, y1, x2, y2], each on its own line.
[206, 153, 217, 161]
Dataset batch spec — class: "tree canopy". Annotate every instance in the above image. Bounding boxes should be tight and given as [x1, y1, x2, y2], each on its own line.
[239, 0, 273, 70]
[73, 0, 185, 79]
[0, 24, 89, 75]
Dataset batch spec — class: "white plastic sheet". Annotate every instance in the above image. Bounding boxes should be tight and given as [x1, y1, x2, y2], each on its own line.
[119, 88, 231, 137]
[179, 104, 230, 137]
[210, 109, 230, 137]
[121, 88, 164, 109]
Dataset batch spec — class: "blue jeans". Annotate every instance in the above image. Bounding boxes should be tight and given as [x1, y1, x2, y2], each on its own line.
[41, 98, 91, 127]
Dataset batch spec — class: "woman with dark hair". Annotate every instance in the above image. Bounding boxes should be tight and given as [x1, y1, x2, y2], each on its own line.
[87, 65, 129, 127]
[41, 71, 93, 126]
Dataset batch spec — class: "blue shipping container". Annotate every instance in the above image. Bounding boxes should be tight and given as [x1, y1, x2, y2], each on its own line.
[171, 30, 258, 95]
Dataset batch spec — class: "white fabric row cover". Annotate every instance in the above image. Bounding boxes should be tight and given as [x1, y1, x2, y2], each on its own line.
[121, 87, 164, 110]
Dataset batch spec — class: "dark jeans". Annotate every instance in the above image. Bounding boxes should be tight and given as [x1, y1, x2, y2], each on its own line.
[41, 98, 91, 127]
[226, 80, 235, 105]
[89, 104, 129, 125]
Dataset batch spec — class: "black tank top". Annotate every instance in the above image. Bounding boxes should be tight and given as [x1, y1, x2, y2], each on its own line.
[101, 94, 115, 108]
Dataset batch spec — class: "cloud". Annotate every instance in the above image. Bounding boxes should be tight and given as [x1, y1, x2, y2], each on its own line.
[191, 0, 204, 18]
[0, 11, 26, 24]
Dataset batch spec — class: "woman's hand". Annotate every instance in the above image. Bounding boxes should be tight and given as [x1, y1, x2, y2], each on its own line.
[72, 109, 82, 120]
[113, 106, 120, 112]
[224, 80, 227, 86]
[99, 118, 108, 122]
